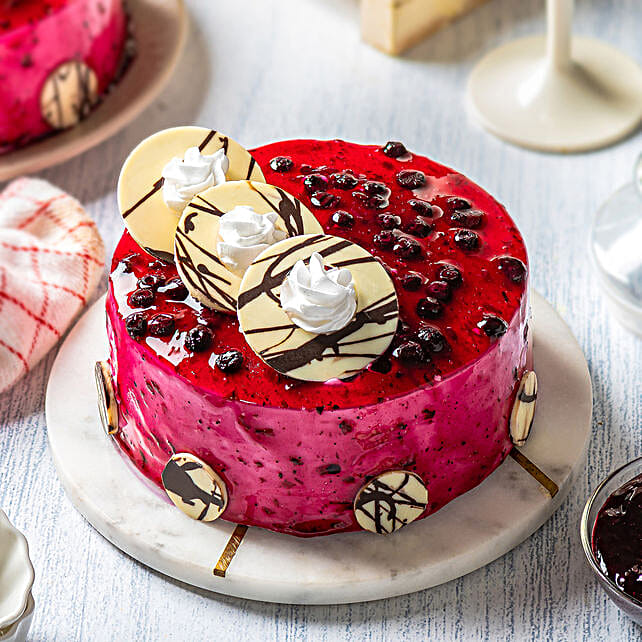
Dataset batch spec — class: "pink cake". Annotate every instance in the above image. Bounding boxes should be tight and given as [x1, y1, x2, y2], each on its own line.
[104, 137, 532, 537]
[0, 0, 130, 153]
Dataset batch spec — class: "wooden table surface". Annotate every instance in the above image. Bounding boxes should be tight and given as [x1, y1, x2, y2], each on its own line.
[1, 0, 641, 639]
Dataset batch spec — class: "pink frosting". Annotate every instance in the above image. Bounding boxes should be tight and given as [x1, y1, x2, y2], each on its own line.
[107, 265, 529, 537]
[0, 0, 127, 152]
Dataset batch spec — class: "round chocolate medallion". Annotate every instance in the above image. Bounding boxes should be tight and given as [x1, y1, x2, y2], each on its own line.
[510, 370, 538, 447]
[174, 180, 323, 313]
[237, 234, 399, 382]
[162, 453, 228, 522]
[94, 361, 118, 435]
[117, 126, 265, 263]
[40, 60, 98, 130]
[354, 470, 428, 534]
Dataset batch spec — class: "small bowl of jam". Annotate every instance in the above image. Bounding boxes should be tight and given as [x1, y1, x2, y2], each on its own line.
[581, 456, 642, 625]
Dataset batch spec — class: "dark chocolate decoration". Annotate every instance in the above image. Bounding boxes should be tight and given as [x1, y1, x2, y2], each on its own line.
[162, 454, 227, 522]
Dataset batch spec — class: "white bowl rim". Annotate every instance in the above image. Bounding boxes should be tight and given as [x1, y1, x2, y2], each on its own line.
[0, 592, 34, 640]
[0, 512, 35, 630]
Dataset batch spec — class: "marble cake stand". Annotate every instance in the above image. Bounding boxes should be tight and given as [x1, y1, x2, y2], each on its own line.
[46, 292, 592, 605]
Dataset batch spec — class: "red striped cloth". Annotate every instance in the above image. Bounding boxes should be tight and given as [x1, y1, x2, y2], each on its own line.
[0, 178, 104, 394]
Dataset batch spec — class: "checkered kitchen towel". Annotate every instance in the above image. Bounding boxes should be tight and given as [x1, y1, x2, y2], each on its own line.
[0, 177, 104, 394]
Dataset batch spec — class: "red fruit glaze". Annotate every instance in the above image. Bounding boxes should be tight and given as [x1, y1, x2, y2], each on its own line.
[107, 139, 530, 536]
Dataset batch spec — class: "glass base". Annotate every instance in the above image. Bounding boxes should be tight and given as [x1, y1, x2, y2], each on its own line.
[590, 182, 642, 336]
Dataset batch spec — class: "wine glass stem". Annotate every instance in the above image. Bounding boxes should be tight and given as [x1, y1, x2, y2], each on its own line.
[547, 0, 573, 71]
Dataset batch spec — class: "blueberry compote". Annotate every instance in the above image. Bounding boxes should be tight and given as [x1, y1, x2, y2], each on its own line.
[110, 139, 528, 411]
[592, 473, 642, 601]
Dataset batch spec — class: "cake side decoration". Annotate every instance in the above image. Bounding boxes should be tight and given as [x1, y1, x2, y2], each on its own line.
[162, 453, 228, 522]
[174, 180, 322, 312]
[510, 370, 538, 447]
[94, 361, 118, 435]
[354, 471, 428, 534]
[117, 127, 265, 263]
[237, 234, 399, 381]
[40, 61, 99, 130]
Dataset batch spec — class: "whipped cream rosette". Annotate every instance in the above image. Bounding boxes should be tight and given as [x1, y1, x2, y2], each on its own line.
[117, 126, 265, 262]
[237, 234, 399, 382]
[174, 181, 323, 313]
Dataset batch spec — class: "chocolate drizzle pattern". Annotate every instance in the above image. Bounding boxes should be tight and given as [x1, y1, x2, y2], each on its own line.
[175, 182, 323, 312]
[40, 60, 98, 130]
[94, 361, 117, 435]
[161, 453, 227, 522]
[510, 370, 538, 447]
[353, 471, 428, 534]
[237, 234, 399, 381]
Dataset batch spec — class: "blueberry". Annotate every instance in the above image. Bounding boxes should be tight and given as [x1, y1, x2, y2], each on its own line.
[270, 156, 294, 172]
[451, 209, 484, 229]
[382, 141, 408, 158]
[184, 325, 213, 352]
[393, 236, 421, 259]
[404, 217, 432, 238]
[426, 280, 451, 302]
[331, 171, 359, 190]
[304, 173, 329, 194]
[446, 197, 471, 210]
[310, 191, 340, 209]
[331, 210, 355, 228]
[417, 326, 448, 353]
[396, 170, 426, 190]
[129, 288, 155, 308]
[373, 230, 396, 249]
[216, 350, 244, 373]
[125, 312, 147, 339]
[408, 199, 433, 217]
[393, 341, 426, 364]
[159, 277, 189, 301]
[369, 356, 392, 374]
[416, 297, 442, 319]
[377, 213, 401, 229]
[453, 229, 480, 251]
[363, 181, 389, 196]
[137, 274, 165, 290]
[354, 191, 388, 209]
[496, 256, 527, 283]
[478, 316, 508, 338]
[401, 273, 423, 291]
[148, 313, 175, 337]
[438, 264, 462, 286]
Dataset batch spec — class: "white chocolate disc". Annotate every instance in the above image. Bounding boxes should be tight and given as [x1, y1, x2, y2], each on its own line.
[237, 234, 399, 382]
[40, 60, 99, 130]
[94, 361, 117, 436]
[174, 181, 323, 313]
[354, 470, 428, 534]
[510, 370, 538, 447]
[117, 127, 265, 262]
[161, 453, 228, 522]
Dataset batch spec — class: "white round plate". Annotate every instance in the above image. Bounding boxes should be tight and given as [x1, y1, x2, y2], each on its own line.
[46, 292, 592, 605]
[467, 36, 642, 153]
[0, 0, 186, 182]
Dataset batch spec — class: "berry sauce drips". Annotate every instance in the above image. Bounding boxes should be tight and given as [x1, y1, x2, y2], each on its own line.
[592, 473, 642, 601]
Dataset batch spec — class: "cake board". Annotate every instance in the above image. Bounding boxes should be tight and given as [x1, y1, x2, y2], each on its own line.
[45, 292, 592, 605]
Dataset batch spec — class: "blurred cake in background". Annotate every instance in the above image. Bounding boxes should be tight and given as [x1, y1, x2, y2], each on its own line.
[0, 0, 132, 154]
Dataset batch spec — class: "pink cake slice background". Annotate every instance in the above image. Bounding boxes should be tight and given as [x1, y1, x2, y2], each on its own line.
[0, 0, 128, 152]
